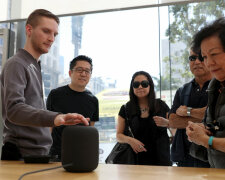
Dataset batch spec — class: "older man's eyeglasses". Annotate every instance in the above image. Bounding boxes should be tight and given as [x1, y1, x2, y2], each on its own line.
[133, 80, 149, 89]
[189, 55, 204, 62]
[72, 67, 92, 75]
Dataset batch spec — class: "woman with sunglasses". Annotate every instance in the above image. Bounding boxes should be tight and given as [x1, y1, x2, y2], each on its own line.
[116, 71, 171, 165]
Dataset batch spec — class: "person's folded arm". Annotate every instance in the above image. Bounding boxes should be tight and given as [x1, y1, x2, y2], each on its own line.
[189, 107, 207, 119]
[169, 113, 202, 129]
[176, 106, 207, 119]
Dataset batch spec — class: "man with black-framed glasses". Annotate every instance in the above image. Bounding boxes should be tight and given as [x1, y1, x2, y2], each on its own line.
[154, 46, 212, 167]
[47, 55, 99, 161]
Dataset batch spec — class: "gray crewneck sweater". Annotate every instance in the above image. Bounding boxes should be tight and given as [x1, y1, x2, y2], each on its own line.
[1, 49, 58, 156]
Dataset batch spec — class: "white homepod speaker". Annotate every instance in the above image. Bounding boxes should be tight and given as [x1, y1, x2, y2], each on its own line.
[61, 126, 99, 172]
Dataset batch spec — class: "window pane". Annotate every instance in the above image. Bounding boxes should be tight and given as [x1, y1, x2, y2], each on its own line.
[1, 0, 224, 164]
[56, 8, 160, 163]
[168, 1, 225, 102]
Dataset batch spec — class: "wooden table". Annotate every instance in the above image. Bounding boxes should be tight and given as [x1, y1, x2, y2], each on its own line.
[1, 161, 225, 180]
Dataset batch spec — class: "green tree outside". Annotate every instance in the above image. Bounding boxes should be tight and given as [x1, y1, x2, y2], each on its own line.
[163, 1, 225, 88]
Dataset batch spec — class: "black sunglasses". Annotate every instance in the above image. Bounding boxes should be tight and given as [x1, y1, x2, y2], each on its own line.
[133, 80, 149, 89]
[189, 55, 204, 62]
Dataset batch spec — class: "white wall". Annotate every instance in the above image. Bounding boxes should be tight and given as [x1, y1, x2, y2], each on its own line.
[0, 0, 8, 21]
[0, 0, 210, 22]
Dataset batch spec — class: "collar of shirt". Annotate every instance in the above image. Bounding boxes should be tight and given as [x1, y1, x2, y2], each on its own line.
[19, 49, 41, 68]
[191, 78, 210, 91]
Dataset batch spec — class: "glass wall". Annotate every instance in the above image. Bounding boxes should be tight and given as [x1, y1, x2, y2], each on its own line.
[0, 0, 224, 162]
[0, 0, 196, 22]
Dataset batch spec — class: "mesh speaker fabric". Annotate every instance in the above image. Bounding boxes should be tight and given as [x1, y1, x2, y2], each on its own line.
[61, 126, 99, 172]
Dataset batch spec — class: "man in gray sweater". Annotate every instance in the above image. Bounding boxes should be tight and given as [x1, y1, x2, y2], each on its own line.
[1, 9, 89, 160]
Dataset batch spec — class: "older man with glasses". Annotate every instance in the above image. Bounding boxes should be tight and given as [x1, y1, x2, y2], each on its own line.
[46, 55, 99, 161]
[154, 46, 212, 167]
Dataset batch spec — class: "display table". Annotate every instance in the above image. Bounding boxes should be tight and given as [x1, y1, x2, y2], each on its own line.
[0, 161, 225, 180]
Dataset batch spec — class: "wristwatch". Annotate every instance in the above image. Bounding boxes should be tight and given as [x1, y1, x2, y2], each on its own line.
[187, 107, 192, 117]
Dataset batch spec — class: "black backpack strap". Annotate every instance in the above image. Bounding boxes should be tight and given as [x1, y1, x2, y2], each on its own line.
[179, 82, 192, 106]
[171, 81, 192, 162]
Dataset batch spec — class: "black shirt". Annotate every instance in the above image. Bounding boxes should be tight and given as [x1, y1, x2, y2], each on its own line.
[47, 85, 99, 159]
[170, 79, 210, 114]
[119, 100, 171, 166]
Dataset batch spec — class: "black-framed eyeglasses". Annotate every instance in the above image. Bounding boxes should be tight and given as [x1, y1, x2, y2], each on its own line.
[132, 80, 149, 89]
[72, 67, 92, 75]
[189, 55, 204, 62]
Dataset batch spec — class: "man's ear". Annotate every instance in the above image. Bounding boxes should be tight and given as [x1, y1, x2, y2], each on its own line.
[25, 24, 33, 36]
[69, 70, 72, 77]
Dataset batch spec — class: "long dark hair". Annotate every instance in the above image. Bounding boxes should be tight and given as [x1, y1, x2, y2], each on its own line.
[128, 71, 156, 117]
